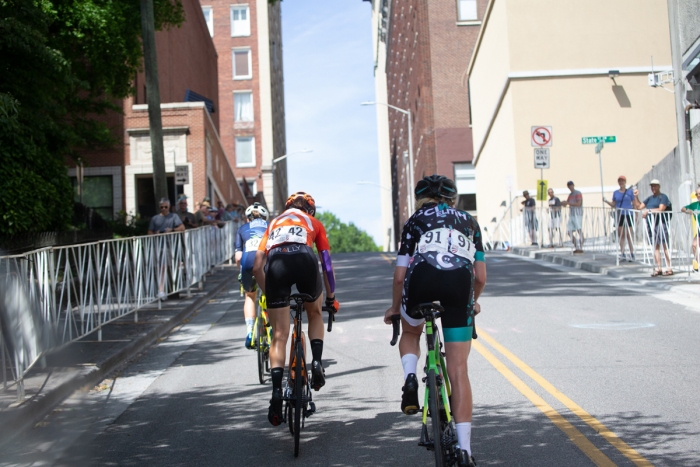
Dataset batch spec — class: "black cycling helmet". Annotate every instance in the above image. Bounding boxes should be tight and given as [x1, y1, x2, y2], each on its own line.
[414, 174, 458, 200]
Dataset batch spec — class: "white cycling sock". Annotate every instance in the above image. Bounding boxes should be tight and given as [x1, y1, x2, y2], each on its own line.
[245, 318, 254, 334]
[401, 354, 419, 380]
[456, 422, 472, 456]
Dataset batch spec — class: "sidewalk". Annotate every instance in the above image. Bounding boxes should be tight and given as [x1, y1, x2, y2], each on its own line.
[510, 246, 700, 299]
[0, 264, 239, 446]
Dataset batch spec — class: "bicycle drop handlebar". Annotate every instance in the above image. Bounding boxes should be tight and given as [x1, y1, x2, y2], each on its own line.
[390, 315, 401, 346]
[322, 306, 336, 332]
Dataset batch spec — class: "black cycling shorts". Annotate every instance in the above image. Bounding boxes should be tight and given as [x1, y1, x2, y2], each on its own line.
[404, 262, 473, 329]
[264, 245, 322, 309]
[617, 213, 634, 227]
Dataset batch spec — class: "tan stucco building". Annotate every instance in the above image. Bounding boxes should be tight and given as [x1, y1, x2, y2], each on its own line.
[468, 0, 678, 228]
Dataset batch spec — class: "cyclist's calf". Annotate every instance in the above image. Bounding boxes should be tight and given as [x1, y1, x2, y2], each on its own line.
[303, 296, 325, 341]
[444, 341, 473, 423]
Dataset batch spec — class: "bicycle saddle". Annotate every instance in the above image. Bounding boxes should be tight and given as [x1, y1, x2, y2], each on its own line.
[407, 302, 445, 320]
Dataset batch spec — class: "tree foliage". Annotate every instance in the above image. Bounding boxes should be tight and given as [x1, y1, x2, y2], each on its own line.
[317, 211, 381, 253]
[0, 0, 184, 235]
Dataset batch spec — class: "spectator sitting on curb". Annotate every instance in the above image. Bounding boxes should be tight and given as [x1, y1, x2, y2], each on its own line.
[681, 185, 700, 272]
[604, 175, 635, 262]
[176, 196, 197, 229]
[195, 201, 217, 227]
[633, 179, 673, 277]
[547, 188, 563, 248]
[520, 190, 538, 246]
[561, 181, 584, 254]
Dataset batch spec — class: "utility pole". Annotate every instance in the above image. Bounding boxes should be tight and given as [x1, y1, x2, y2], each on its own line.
[667, 0, 693, 187]
[140, 0, 168, 208]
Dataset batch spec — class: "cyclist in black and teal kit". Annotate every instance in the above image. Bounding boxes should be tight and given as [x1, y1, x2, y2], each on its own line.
[384, 175, 487, 467]
[235, 202, 269, 348]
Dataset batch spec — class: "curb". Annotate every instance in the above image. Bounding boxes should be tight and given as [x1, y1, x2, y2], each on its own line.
[509, 247, 692, 293]
[0, 277, 232, 447]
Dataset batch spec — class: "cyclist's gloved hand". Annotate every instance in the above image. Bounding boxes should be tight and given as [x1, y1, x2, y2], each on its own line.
[325, 296, 340, 313]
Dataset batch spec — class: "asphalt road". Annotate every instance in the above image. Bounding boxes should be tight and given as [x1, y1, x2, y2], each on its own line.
[3, 252, 700, 466]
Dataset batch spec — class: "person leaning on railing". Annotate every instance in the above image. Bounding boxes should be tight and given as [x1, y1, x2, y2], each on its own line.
[603, 175, 635, 262]
[680, 185, 700, 272]
[632, 179, 673, 276]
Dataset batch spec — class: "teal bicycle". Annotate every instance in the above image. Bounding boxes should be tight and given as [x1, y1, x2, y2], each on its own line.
[390, 304, 476, 467]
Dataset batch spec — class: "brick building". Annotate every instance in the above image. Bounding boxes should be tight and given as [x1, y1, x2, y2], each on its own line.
[368, 0, 487, 246]
[200, 0, 287, 214]
[70, 0, 247, 219]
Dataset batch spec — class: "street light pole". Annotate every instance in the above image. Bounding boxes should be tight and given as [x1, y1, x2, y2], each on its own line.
[271, 149, 312, 215]
[361, 101, 415, 213]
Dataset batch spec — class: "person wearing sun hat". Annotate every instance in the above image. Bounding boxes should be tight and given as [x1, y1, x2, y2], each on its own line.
[633, 179, 673, 276]
[604, 175, 635, 261]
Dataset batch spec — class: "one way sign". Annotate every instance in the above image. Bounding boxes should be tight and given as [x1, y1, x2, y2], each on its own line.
[534, 148, 550, 169]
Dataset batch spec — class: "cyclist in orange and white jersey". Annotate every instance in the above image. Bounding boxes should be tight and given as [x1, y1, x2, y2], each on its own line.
[253, 192, 339, 426]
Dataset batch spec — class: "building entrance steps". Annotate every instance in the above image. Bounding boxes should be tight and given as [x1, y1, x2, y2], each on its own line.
[0, 265, 240, 448]
[510, 246, 700, 300]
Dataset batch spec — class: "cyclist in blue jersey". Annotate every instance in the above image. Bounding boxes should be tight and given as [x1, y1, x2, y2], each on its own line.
[235, 202, 270, 348]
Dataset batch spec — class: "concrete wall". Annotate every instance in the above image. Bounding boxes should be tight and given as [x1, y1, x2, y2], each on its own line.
[678, 0, 700, 55]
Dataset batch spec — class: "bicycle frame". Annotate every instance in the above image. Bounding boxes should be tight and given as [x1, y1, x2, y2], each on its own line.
[422, 317, 452, 427]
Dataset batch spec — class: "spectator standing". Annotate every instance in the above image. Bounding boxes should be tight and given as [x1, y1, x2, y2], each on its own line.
[176, 196, 197, 229]
[633, 179, 672, 276]
[561, 181, 584, 253]
[216, 200, 226, 221]
[195, 201, 217, 227]
[603, 175, 635, 261]
[681, 185, 700, 272]
[547, 188, 563, 247]
[148, 198, 185, 300]
[520, 190, 538, 245]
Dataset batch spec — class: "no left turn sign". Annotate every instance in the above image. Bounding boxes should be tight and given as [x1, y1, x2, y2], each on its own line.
[531, 126, 552, 147]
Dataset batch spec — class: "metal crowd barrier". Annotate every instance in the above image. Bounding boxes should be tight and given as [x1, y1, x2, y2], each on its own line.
[487, 205, 699, 276]
[0, 221, 238, 401]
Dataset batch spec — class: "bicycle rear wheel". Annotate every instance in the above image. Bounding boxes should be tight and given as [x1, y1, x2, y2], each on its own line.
[428, 369, 444, 467]
[294, 341, 304, 457]
[256, 316, 266, 384]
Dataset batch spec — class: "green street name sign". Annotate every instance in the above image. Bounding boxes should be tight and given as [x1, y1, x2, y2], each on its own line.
[582, 136, 616, 144]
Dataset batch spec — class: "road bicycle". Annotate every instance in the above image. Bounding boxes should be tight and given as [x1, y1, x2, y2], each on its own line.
[283, 293, 335, 457]
[390, 304, 477, 467]
[252, 291, 271, 384]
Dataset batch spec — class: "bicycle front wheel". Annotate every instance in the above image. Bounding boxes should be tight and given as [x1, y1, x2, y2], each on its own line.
[256, 316, 266, 384]
[293, 341, 304, 457]
[428, 369, 444, 467]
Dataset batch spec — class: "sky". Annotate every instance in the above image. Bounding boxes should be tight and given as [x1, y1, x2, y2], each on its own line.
[281, 0, 383, 245]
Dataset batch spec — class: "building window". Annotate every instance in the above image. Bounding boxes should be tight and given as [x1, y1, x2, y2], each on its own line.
[202, 6, 213, 36]
[234, 91, 254, 121]
[235, 136, 255, 167]
[233, 49, 252, 79]
[230, 5, 250, 37]
[71, 175, 114, 220]
[454, 162, 477, 212]
[458, 0, 477, 21]
[239, 179, 257, 196]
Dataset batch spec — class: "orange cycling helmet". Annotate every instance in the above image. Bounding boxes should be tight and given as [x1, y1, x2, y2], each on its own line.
[285, 191, 316, 216]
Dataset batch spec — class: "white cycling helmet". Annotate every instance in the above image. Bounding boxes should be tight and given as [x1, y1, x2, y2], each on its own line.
[245, 202, 269, 220]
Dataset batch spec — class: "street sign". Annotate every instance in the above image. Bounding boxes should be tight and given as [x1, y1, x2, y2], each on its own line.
[175, 165, 189, 185]
[531, 126, 552, 147]
[534, 148, 550, 169]
[537, 180, 548, 201]
[595, 141, 604, 154]
[582, 136, 616, 144]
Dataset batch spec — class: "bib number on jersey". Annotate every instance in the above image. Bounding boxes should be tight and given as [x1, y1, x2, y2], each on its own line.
[245, 237, 262, 251]
[267, 225, 307, 249]
[417, 227, 475, 263]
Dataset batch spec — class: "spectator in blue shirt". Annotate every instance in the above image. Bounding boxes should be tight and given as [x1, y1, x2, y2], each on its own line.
[633, 179, 672, 276]
[604, 175, 635, 261]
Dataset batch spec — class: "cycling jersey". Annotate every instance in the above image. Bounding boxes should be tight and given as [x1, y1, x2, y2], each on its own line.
[258, 208, 330, 253]
[258, 208, 330, 308]
[396, 202, 485, 339]
[235, 218, 268, 292]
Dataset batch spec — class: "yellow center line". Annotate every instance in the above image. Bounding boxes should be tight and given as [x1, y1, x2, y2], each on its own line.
[477, 328, 653, 467]
[472, 340, 616, 467]
[380, 253, 394, 265]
